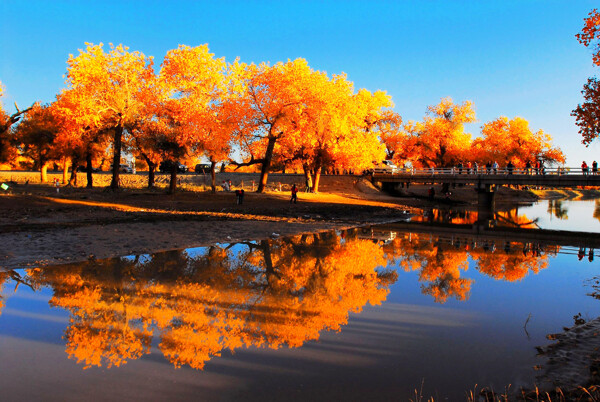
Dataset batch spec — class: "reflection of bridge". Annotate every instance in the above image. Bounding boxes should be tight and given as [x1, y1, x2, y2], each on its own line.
[372, 168, 600, 210]
[375, 221, 600, 250]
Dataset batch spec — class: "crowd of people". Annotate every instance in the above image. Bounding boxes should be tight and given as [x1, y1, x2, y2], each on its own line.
[453, 160, 547, 175]
[424, 160, 600, 175]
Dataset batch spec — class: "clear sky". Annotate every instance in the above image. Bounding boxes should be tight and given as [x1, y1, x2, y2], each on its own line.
[1, 0, 599, 165]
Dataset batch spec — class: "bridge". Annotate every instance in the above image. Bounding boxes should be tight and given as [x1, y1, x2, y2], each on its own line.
[374, 220, 600, 252]
[372, 167, 600, 211]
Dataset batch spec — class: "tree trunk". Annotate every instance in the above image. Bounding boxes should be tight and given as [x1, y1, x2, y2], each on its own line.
[168, 165, 178, 194]
[146, 156, 156, 188]
[68, 156, 79, 187]
[260, 240, 278, 287]
[257, 135, 277, 193]
[62, 157, 69, 184]
[110, 124, 123, 190]
[210, 160, 216, 193]
[313, 166, 322, 193]
[313, 157, 323, 193]
[148, 163, 155, 188]
[40, 159, 48, 183]
[85, 152, 93, 188]
[141, 154, 155, 188]
[302, 162, 311, 186]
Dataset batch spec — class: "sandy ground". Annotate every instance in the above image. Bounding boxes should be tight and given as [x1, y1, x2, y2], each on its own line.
[0, 173, 419, 270]
[0, 170, 587, 270]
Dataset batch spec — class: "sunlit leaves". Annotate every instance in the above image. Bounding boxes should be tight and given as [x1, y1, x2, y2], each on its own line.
[401, 97, 476, 168]
[63, 43, 155, 188]
[577, 8, 600, 66]
[473, 116, 565, 164]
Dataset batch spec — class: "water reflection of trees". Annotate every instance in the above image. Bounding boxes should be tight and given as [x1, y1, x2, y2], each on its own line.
[24, 234, 395, 370]
[0, 269, 36, 318]
[0, 226, 559, 370]
[382, 233, 552, 303]
[0, 271, 8, 316]
[413, 208, 540, 228]
[547, 199, 569, 220]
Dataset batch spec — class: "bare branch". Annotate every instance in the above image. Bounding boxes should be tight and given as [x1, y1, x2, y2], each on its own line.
[229, 154, 265, 170]
[0, 104, 34, 135]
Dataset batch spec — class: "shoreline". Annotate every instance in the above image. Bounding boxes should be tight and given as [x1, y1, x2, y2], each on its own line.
[1, 172, 599, 270]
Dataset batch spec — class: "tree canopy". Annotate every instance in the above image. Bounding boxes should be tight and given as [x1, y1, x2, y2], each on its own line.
[573, 9, 600, 146]
[0, 41, 569, 187]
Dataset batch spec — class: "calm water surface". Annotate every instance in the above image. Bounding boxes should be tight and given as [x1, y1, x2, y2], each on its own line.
[1, 199, 599, 401]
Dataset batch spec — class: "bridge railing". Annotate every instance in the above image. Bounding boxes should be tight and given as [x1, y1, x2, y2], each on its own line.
[382, 167, 596, 176]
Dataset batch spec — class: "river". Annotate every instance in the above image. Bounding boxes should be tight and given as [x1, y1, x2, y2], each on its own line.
[1, 199, 599, 401]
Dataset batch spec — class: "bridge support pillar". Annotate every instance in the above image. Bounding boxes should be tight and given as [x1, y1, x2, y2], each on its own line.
[476, 183, 496, 222]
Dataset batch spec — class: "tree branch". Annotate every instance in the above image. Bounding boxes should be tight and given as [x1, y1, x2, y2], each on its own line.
[229, 154, 266, 169]
[0, 104, 34, 135]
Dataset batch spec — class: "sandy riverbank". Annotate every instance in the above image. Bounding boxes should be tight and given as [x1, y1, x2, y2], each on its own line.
[0, 173, 415, 269]
[1, 171, 597, 270]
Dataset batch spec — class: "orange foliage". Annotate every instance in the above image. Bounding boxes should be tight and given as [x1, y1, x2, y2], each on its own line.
[27, 236, 395, 370]
[63, 43, 155, 189]
[403, 97, 476, 168]
[472, 116, 565, 166]
[387, 233, 472, 303]
[234, 59, 325, 191]
[275, 77, 389, 190]
[13, 103, 63, 181]
[383, 228, 551, 303]
[471, 246, 548, 282]
[577, 9, 600, 66]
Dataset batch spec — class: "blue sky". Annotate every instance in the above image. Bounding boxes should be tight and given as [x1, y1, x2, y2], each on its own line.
[1, 0, 599, 164]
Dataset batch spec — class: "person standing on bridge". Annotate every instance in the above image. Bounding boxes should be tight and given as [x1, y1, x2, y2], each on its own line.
[525, 161, 532, 175]
[492, 161, 499, 174]
[582, 161, 589, 176]
[593, 161, 598, 175]
[486, 161, 492, 174]
[507, 161, 514, 175]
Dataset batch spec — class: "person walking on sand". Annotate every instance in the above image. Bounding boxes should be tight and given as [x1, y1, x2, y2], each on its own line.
[305, 175, 312, 192]
[290, 184, 298, 204]
[235, 189, 244, 204]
